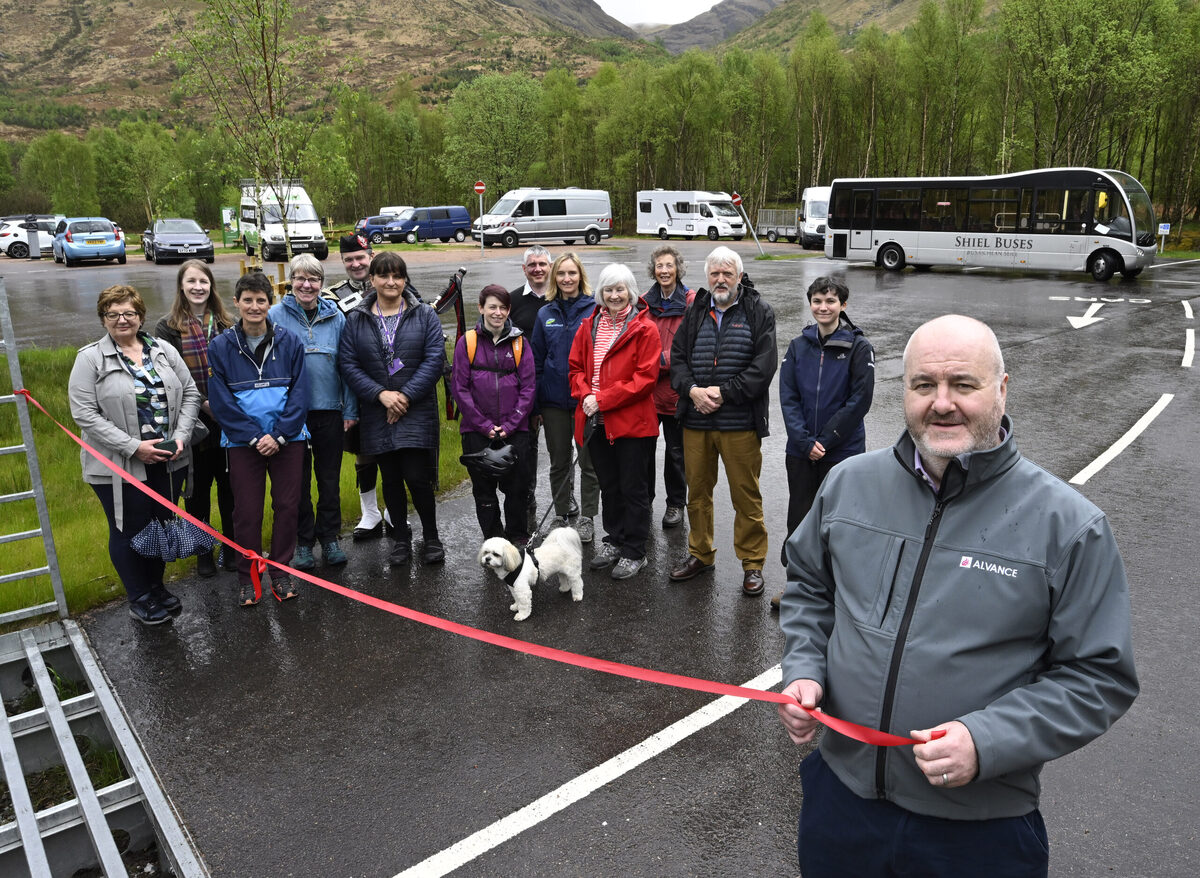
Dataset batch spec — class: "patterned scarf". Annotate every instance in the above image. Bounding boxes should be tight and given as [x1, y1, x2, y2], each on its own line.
[178, 314, 214, 398]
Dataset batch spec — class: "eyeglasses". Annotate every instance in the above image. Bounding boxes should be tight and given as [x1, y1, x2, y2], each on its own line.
[292, 276, 323, 287]
[104, 311, 139, 322]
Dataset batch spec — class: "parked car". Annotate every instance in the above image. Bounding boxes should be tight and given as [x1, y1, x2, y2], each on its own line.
[390, 205, 472, 243]
[52, 217, 126, 267]
[142, 218, 215, 264]
[0, 219, 57, 258]
[354, 214, 406, 245]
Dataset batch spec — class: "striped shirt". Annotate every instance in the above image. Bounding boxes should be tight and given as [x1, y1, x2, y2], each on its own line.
[591, 304, 632, 393]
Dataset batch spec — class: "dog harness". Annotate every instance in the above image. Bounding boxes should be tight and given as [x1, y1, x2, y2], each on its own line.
[502, 547, 539, 587]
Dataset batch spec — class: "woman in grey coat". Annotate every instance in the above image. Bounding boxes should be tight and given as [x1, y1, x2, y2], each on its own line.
[69, 285, 201, 625]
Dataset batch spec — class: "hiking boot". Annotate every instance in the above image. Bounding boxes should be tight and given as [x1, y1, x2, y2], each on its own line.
[218, 545, 238, 571]
[151, 586, 182, 615]
[129, 596, 171, 625]
[589, 542, 621, 570]
[575, 517, 594, 544]
[292, 545, 315, 570]
[322, 540, 348, 566]
[271, 576, 299, 601]
[610, 556, 647, 580]
[662, 506, 684, 529]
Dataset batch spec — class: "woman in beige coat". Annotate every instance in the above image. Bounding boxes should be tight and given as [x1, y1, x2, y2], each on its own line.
[68, 285, 201, 625]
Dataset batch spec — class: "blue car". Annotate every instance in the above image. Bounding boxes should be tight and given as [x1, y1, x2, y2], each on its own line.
[53, 217, 127, 267]
[353, 214, 406, 245]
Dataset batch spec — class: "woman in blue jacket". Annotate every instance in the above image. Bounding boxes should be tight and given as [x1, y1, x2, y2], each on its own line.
[776, 276, 874, 600]
[269, 254, 358, 570]
[339, 252, 445, 566]
[529, 252, 600, 542]
[208, 271, 310, 606]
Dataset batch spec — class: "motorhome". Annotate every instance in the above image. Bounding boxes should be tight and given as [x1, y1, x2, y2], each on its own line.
[239, 180, 328, 261]
[472, 188, 612, 248]
[636, 190, 745, 241]
[799, 186, 831, 249]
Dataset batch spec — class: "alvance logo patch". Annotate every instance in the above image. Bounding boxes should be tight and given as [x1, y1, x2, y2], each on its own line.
[960, 555, 1018, 578]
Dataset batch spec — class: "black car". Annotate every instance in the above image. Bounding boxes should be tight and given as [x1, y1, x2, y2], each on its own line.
[142, 218, 215, 264]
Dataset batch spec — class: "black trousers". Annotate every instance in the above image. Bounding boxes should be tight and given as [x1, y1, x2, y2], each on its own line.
[782, 453, 838, 567]
[589, 433, 654, 560]
[376, 448, 439, 543]
[297, 410, 345, 546]
[462, 430, 532, 541]
[91, 463, 182, 604]
[647, 413, 687, 509]
[185, 443, 233, 537]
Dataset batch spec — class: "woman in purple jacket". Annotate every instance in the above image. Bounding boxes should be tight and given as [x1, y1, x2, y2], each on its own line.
[450, 285, 536, 544]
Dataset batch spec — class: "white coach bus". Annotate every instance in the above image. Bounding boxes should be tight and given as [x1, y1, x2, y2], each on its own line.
[823, 168, 1156, 281]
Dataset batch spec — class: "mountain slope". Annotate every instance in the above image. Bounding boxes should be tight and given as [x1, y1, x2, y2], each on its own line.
[497, 0, 638, 39]
[654, 0, 784, 52]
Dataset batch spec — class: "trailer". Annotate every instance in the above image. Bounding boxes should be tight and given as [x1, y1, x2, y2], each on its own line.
[756, 209, 801, 243]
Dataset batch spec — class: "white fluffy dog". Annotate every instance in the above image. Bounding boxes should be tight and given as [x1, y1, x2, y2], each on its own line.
[477, 527, 584, 621]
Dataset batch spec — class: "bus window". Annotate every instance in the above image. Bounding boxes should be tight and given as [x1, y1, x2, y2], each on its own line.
[969, 188, 1019, 233]
[876, 188, 920, 231]
[1094, 187, 1131, 240]
[921, 188, 968, 231]
[829, 188, 853, 229]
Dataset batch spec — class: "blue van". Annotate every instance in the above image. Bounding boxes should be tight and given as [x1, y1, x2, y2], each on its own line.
[392, 206, 472, 243]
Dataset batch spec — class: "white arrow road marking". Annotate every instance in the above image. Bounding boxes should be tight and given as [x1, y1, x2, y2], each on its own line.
[1071, 394, 1174, 485]
[1067, 302, 1105, 329]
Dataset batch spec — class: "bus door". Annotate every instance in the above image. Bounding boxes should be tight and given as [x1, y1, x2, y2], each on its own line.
[850, 189, 874, 252]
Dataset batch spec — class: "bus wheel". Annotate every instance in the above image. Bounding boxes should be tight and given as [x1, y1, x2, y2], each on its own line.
[766, 230, 778, 243]
[879, 244, 905, 271]
[1089, 251, 1116, 282]
[1121, 267, 1143, 279]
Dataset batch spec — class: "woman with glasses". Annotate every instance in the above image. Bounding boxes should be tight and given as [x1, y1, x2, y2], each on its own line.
[268, 254, 358, 570]
[154, 259, 235, 578]
[69, 285, 202, 625]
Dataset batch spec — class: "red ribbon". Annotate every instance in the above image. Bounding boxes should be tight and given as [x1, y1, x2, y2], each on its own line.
[19, 388, 942, 747]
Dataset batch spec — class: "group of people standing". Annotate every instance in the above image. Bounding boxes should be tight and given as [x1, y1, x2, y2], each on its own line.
[69, 235, 880, 621]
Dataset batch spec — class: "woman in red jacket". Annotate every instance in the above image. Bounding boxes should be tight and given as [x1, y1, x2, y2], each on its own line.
[569, 263, 660, 580]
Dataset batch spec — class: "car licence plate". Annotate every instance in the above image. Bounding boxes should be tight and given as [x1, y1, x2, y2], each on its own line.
[178, 247, 195, 253]
[86, 238, 105, 245]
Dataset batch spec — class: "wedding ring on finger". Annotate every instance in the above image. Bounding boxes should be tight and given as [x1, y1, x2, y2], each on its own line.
[941, 773, 949, 786]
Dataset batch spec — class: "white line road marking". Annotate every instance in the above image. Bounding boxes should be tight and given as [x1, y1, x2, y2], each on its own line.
[1148, 258, 1200, 268]
[1183, 301, 1194, 320]
[1070, 394, 1174, 485]
[1184, 329, 1194, 368]
[392, 664, 785, 878]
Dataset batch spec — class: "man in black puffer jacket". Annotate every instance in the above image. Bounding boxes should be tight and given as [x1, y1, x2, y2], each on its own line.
[669, 246, 777, 598]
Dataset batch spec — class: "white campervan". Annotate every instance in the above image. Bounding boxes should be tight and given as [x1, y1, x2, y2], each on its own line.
[799, 186, 832, 249]
[472, 188, 612, 248]
[636, 190, 746, 241]
[239, 179, 328, 261]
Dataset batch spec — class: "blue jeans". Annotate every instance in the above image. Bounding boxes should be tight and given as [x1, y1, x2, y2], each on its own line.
[797, 749, 1049, 878]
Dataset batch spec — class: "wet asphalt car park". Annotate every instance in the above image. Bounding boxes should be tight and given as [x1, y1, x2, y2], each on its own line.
[3, 242, 1199, 876]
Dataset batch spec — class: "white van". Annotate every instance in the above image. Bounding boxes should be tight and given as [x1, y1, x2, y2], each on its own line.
[636, 190, 746, 241]
[799, 186, 832, 249]
[472, 188, 612, 248]
[239, 179, 328, 261]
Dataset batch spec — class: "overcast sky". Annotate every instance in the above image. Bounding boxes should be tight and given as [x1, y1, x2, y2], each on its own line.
[595, 0, 721, 26]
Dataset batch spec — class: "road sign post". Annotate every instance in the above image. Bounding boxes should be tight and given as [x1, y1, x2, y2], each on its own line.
[732, 192, 764, 256]
[1158, 221, 1170, 254]
[475, 181, 486, 256]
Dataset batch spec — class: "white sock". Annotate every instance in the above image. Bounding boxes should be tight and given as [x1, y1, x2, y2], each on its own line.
[358, 490, 382, 528]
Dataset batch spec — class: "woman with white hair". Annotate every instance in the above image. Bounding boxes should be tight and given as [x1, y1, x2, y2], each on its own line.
[567, 263, 660, 580]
